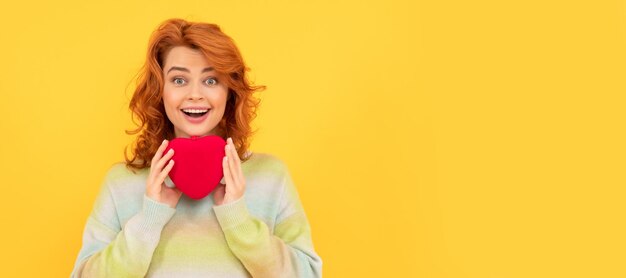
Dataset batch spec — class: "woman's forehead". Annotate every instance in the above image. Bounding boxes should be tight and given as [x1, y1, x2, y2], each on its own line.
[163, 46, 213, 71]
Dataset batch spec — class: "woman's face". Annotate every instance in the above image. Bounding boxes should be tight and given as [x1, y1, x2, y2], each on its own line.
[162, 46, 229, 138]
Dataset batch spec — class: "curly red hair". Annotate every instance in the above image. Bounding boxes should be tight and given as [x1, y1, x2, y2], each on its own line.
[124, 18, 265, 173]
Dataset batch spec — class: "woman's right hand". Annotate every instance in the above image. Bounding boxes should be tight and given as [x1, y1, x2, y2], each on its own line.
[146, 139, 183, 208]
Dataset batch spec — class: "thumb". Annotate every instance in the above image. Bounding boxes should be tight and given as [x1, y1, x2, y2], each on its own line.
[212, 183, 226, 204]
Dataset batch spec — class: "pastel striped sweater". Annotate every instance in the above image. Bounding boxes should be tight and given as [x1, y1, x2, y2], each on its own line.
[70, 152, 322, 277]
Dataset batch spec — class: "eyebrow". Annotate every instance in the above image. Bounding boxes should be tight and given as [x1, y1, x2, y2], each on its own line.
[166, 66, 215, 74]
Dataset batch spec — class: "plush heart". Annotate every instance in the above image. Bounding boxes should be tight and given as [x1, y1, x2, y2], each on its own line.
[163, 135, 226, 200]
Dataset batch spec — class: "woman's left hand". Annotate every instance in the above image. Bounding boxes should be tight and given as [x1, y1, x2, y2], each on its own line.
[213, 137, 246, 206]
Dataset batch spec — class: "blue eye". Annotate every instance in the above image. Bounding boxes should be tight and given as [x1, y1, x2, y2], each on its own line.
[173, 78, 185, 85]
[205, 77, 218, 86]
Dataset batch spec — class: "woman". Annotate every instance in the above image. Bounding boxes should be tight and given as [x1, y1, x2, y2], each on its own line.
[70, 18, 322, 277]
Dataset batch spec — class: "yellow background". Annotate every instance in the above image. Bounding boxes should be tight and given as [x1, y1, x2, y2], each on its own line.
[0, 0, 625, 277]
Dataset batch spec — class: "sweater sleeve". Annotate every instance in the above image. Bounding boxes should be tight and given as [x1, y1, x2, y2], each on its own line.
[212, 166, 323, 278]
[70, 174, 176, 278]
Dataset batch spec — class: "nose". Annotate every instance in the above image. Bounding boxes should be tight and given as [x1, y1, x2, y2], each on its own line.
[187, 82, 204, 100]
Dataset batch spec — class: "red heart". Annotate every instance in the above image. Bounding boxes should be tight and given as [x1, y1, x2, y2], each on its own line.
[164, 135, 226, 200]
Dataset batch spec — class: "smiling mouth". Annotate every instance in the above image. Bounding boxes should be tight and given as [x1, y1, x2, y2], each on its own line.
[181, 109, 209, 118]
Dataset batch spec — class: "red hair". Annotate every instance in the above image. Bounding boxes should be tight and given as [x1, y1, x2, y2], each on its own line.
[124, 18, 265, 173]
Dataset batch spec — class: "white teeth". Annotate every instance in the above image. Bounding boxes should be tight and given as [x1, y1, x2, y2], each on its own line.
[182, 109, 209, 113]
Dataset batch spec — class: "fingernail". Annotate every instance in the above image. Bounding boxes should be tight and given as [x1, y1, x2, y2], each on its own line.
[162, 139, 167, 144]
